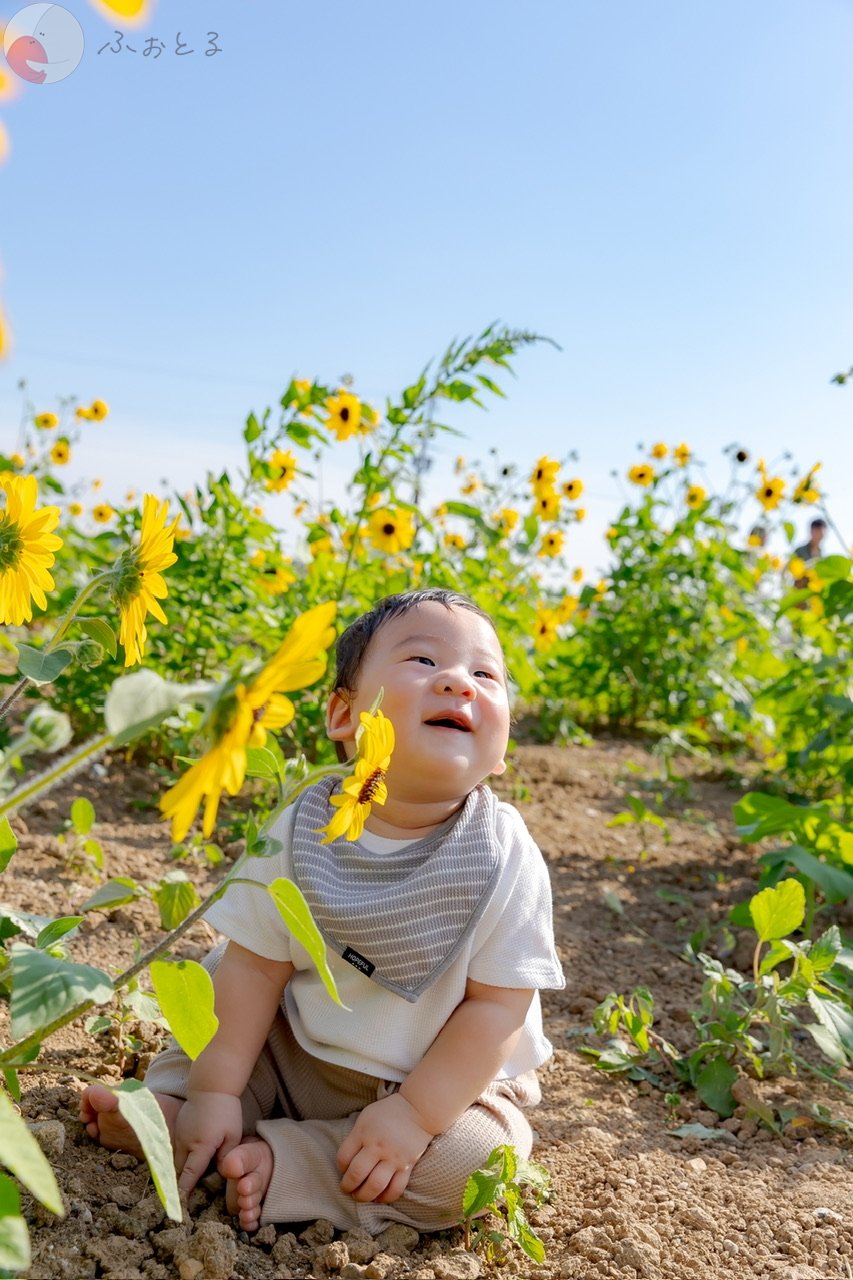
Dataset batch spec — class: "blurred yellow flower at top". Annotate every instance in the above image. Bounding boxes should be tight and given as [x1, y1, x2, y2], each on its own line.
[538, 529, 565, 558]
[249, 549, 267, 568]
[8, 453, 24, 470]
[561, 478, 584, 500]
[572, 566, 584, 583]
[686, 484, 706, 509]
[367, 507, 415, 555]
[161, 602, 337, 842]
[92, 478, 103, 491]
[84, 399, 109, 422]
[0, 302, 11, 360]
[788, 556, 806, 578]
[530, 455, 560, 495]
[461, 474, 480, 496]
[575, 507, 586, 522]
[0, 472, 63, 625]
[50, 440, 70, 466]
[259, 562, 296, 596]
[673, 443, 691, 467]
[628, 464, 655, 487]
[318, 709, 395, 844]
[555, 594, 578, 623]
[0, 68, 21, 104]
[68, 501, 84, 517]
[266, 448, 298, 493]
[88, 0, 151, 25]
[793, 463, 822, 505]
[0, 120, 9, 167]
[113, 494, 180, 667]
[325, 390, 372, 441]
[651, 442, 668, 459]
[444, 532, 466, 551]
[34, 412, 58, 430]
[309, 535, 333, 558]
[92, 503, 114, 524]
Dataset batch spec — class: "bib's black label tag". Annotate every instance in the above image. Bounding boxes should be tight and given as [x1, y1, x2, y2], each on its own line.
[342, 946, 375, 977]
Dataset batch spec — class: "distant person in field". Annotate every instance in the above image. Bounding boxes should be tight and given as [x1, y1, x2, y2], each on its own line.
[81, 588, 564, 1235]
[793, 517, 827, 567]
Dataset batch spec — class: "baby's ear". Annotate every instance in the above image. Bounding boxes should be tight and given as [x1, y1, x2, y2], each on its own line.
[326, 689, 356, 744]
[490, 759, 507, 777]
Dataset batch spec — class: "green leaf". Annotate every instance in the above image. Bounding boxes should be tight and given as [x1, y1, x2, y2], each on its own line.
[806, 992, 853, 1058]
[154, 875, 201, 930]
[693, 1056, 738, 1118]
[0, 818, 17, 874]
[113, 1081, 181, 1221]
[775, 845, 853, 904]
[81, 876, 141, 913]
[9, 944, 113, 1040]
[35, 917, 83, 950]
[78, 617, 117, 659]
[0, 1091, 63, 1214]
[104, 670, 213, 747]
[513, 1217, 546, 1264]
[70, 797, 96, 835]
[813, 555, 851, 581]
[267, 878, 346, 1008]
[461, 1169, 501, 1219]
[243, 412, 261, 443]
[245, 747, 283, 783]
[15, 644, 74, 686]
[810, 926, 842, 974]
[749, 879, 805, 942]
[0, 1173, 30, 1272]
[150, 959, 219, 1061]
[2, 1070, 20, 1102]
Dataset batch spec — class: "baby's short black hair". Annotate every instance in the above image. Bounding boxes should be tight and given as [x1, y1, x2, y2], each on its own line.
[333, 588, 497, 696]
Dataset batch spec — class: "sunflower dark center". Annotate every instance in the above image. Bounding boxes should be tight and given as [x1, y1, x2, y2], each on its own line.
[340, 407, 350, 422]
[357, 767, 385, 805]
[0, 518, 24, 571]
[382, 522, 395, 536]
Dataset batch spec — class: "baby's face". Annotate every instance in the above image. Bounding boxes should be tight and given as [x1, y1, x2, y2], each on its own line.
[329, 603, 511, 805]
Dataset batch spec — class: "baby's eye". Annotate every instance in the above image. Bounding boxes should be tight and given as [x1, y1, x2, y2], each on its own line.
[408, 655, 435, 666]
[474, 669, 496, 680]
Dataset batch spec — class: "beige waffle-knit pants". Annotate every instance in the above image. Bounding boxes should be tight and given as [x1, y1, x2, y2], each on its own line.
[143, 944, 541, 1233]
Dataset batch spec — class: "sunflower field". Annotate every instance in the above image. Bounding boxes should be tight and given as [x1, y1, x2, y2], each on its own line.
[0, 324, 852, 1273]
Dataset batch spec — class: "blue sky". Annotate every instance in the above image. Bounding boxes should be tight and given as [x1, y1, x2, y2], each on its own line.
[2, 0, 852, 572]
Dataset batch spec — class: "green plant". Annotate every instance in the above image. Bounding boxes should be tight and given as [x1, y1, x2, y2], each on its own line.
[461, 1144, 551, 1265]
[84, 969, 166, 1075]
[56, 796, 104, 878]
[606, 793, 671, 851]
[583, 878, 853, 1119]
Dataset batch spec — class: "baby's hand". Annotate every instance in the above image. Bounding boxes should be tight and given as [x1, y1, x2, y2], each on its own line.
[175, 1091, 244, 1193]
[336, 1093, 434, 1204]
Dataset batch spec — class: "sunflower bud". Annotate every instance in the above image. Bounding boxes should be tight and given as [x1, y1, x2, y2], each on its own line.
[22, 705, 72, 753]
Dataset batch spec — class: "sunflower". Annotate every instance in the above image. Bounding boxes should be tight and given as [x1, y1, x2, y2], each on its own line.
[756, 475, 785, 512]
[112, 494, 180, 666]
[325, 391, 369, 441]
[0, 474, 63, 625]
[69, 501, 84, 517]
[793, 463, 821, 505]
[8, 453, 24, 470]
[651, 443, 668, 459]
[673, 443, 691, 467]
[161, 602, 337, 841]
[258, 563, 297, 596]
[561, 478, 584, 500]
[572, 567, 584, 583]
[34, 412, 58, 430]
[628, 464, 655, 487]
[533, 608, 559, 653]
[92, 504, 114, 524]
[88, 399, 109, 421]
[535, 490, 561, 521]
[686, 485, 706, 509]
[461, 475, 480, 496]
[788, 556, 806, 579]
[317, 709, 395, 844]
[555, 594, 579, 623]
[575, 507, 586, 522]
[493, 507, 519, 537]
[50, 440, 70, 466]
[443, 532, 466, 551]
[530, 455, 560, 496]
[538, 530, 565, 558]
[266, 448, 298, 493]
[0, 303, 10, 359]
[367, 507, 415, 554]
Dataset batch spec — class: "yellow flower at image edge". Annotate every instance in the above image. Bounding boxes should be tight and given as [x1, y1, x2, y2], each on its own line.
[113, 494, 180, 666]
[0, 473, 63, 625]
[367, 507, 415, 554]
[160, 602, 337, 841]
[318, 710, 395, 844]
[50, 440, 70, 466]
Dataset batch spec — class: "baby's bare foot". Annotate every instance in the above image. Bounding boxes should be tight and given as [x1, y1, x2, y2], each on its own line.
[220, 1137, 274, 1233]
[79, 1082, 182, 1156]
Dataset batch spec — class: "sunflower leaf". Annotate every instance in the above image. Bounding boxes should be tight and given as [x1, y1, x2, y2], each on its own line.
[15, 645, 74, 686]
[267, 878, 347, 1008]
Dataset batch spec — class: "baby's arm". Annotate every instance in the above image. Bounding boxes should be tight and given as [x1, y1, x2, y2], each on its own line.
[175, 940, 294, 1192]
[336, 979, 533, 1204]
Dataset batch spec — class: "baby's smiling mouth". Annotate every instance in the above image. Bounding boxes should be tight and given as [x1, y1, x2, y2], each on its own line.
[424, 716, 472, 732]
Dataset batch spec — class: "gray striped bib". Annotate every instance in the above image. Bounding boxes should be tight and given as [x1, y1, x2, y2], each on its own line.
[291, 777, 503, 1002]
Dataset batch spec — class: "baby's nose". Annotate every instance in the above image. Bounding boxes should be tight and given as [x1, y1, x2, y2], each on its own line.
[438, 669, 475, 697]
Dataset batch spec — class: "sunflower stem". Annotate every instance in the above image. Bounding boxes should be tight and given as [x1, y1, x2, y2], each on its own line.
[0, 733, 111, 818]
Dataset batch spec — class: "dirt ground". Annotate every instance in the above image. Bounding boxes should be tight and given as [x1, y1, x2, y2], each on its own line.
[4, 738, 853, 1280]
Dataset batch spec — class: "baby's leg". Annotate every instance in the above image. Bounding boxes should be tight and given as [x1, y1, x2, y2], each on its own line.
[79, 1082, 183, 1155]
